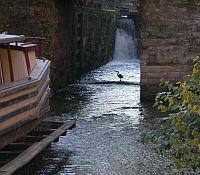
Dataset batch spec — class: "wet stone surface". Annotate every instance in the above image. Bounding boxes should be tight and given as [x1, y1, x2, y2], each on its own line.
[15, 59, 179, 175]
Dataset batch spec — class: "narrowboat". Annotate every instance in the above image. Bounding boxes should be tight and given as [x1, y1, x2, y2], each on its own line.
[0, 34, 51, 150]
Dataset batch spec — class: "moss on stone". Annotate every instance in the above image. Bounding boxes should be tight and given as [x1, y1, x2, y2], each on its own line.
[175, 0, 197, 8]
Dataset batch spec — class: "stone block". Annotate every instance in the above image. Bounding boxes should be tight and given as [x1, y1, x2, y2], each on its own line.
[141, 78, 161, 85]
[146, 72, 168, 79]
[140, 72, 146, 78]
[181, 71, 192, 77]
[167, 72, 181, 78]
[183, 65, 193, 71]
[141, 66, 160, 73]
[160, 65, 183, 72]
[140, 59, 147, 65]
[188, 32, 200, 39]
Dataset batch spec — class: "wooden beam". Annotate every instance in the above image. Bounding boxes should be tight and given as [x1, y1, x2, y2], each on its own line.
[0, 151, 21, 159]
[47, 123, 63, 129]
[25, 37, 46, 59]
[2, 143, 32, 151]
[19, 135, 45, 143]
[0, 120, 76, 175]
[29, 129, 55, 136]
[6, 45, 14, 82]
[0, 110, 48, 150]
[24, 51, 31, 75]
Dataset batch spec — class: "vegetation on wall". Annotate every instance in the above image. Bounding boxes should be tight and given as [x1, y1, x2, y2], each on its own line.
[0, 0, 56, 58]
[140, 57, 200, 172]
[176, 0, 197, 8]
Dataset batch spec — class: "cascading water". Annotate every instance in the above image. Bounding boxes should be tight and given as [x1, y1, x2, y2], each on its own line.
[77, 18, 140, 84]
[104, 18, 140, 83]
[113, 18, 138, 61]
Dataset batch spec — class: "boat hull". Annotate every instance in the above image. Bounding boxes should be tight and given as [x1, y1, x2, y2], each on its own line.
[0, 59, 51, 150]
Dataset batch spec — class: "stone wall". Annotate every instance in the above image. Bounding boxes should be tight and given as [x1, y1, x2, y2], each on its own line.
[53, 1, 117, 90]
[140, 0, 200, 98]
[0, 0, 117, 91]
[70, 7, 117, 81]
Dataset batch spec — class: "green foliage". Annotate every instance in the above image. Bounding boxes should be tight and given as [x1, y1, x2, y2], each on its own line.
[140, 57, 200, 172]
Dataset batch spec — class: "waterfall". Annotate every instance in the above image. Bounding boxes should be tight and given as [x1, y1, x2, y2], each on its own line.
[113, 19, 137, 61]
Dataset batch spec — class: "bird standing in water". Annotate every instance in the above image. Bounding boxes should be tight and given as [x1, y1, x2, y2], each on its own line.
[116, 71, 123, 81]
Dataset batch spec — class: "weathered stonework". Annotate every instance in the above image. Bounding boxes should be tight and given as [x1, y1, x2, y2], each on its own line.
[140, 0, 200, 98]
[0, 0, 117, 91]
[4, 0, 197, 99]
[53, 3, 117, 90]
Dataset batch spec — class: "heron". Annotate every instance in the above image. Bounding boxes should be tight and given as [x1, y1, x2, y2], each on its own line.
[115, 71, 123, 81]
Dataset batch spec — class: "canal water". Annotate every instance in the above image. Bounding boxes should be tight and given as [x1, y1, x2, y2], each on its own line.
[16, 19, 176, 175]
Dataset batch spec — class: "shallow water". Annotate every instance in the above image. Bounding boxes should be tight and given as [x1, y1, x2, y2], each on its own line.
[16, 59, 178, 175]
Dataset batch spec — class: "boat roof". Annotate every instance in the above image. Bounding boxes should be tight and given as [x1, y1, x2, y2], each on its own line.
[0, 34, 25, 44]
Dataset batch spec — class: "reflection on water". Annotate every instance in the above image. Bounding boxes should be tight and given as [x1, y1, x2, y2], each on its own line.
[16, 59, 176, 175]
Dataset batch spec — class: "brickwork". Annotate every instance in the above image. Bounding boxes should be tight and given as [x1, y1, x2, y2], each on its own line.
[140, 0, 200, 97]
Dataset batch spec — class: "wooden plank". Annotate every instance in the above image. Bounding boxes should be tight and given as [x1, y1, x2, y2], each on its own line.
[0, 76, 50, 132]
[6, 45, 14, 82]
[29, 129, 55, 136]
[0, 108, 36, 132]
[0, 59, 50, 98]
[18, 135, 45, 143]
[0, 75, 49, 117]
[0, 70, 49, 113]
[0, 90, 37, 108]
[2, 143, 32, 151]
[46, 123, 63, 129]
[0, 59, 4, 84]
[0, 120, 76, 175]
[0, 107, 49, 150]
[0, 96, 37, 117]
[0, 86, 37, 103]
[24, 51, 31, 75]
[0, 151, 21, 158]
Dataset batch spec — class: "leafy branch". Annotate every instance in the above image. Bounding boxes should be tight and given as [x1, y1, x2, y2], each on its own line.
[140, 57, 200, 172]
